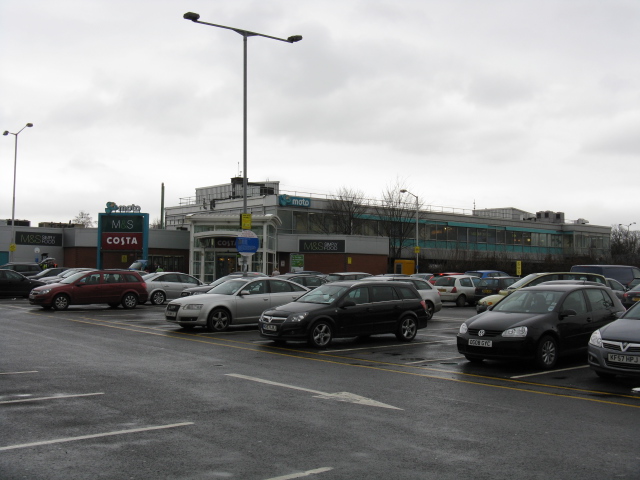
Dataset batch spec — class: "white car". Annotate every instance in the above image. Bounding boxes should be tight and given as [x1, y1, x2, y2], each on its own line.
[165, 277, 309, 331]
[433, 274, 477, 307]
[143, 272, 203, 305]
[364, 276, 442, 320]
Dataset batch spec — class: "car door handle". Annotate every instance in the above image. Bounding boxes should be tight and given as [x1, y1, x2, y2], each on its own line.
[586, 317, 592, 322]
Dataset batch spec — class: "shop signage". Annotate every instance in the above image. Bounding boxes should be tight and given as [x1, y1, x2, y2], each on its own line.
[101, 215, 144, 232]
[101, 233, 143, 250]
[15, 231, 63, 247]
[278, 195, 311, 208]
[105, 201, 142, 213]
[299, 239, 346, 253]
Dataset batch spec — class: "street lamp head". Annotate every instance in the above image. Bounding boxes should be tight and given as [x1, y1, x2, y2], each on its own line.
[183, 12, 200, 22]
[2, 131, 8, 136]
[400, 189, 407, 193]
[287, 35, 303, 43]
[26, 123, 33, 128]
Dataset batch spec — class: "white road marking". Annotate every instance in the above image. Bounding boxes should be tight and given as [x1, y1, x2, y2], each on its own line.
[511, 365, 589, 378]
[0, 371, 38, 375]
[0, 422, 194, 452]
[227, 374, 402, 410]
[0, 392, 104, 404]
[265, 467, 333, 479]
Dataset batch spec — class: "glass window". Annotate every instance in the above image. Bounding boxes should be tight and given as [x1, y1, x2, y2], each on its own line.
[585, 289, 611, 311]
[371, 286, 398, 302]
[487, 228, 497, 244]
[459, 278, 474, 287]
[346, 287, 370, 305]
[496, 230, 506, 244]
[269, 279, 294, 293]
[562, 290, 588, 314]
[396, 286, 419, 299]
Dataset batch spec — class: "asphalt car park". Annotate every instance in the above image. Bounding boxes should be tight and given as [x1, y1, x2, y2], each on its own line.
[2, 297, 640, 479]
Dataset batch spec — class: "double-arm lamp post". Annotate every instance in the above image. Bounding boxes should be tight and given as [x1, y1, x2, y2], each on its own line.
[183, 12, 302, 216]
[3, 123, 34, 261]
[619, 222, 636, 232]
[400, 189, 419, 273]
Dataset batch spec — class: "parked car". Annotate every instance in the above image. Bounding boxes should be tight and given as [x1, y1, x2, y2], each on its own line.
[411, 273, 434, 282]
[165, 277, 309, 331]
[0, 262, 42, 277]
[433, 275, 477, 307]
[428, 272, 464, 284]
[457, 284, 625, 369]
[605, 278, 627, 301]
[621, 285, 640, 309]
[365, 276, 442, 320]
[475, 272, 607, 313]
[258, 280, 430, 347]
[473, 277, 519, 303]
[0, 269, 45, 297]
[275, 274, 328, 290]
[143, 272, 203, 305]
[29, 270, 148, 310]
[40, 267, 96, 284]
[180, 273, 268, 297]
[588, 300, 640, 379]
[29, 267, 70, 280]
[325, 272, 372, 282]
[570, 264, 640, 288]
[465, 270, 511, 278]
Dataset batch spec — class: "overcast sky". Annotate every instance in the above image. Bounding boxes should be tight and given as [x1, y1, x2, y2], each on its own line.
[1, 0, 638, 229]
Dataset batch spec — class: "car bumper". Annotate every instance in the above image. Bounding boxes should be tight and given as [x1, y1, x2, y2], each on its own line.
[165, 308, 207, 326]
[587, 345, 640, 378]
[457, 334, 537, 360]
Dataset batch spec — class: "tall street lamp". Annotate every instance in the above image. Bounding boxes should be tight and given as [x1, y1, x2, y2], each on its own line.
[3, 123, 34, 261]
[400, 189, 419, 273]
[183, 12, 302, 216]
[619, 222, 636, 232]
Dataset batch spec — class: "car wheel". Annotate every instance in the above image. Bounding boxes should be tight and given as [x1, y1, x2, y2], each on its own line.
[121, 293, 138, 309]
[151, 291, 166, 305]
[207, 308, 231, 332]
[308, 321, 332, 348]
[465, 354, 484, 363]
[535, 335, 558, 369]
[455, 295, 467, 308]
[53, 294, 70, 311]
[395, 316, 418, 341]
[424, 301, 434, 321]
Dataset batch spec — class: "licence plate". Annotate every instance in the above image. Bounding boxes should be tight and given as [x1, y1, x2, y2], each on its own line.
[438, 288, 447, 293]
[608, 353, 640, 365]
[469, 339, 492, 347]
[166, 311, 176, 318]
[633, 297, 640, 302]
[482, 289, 493, 294]
[263, 324, 277, 331]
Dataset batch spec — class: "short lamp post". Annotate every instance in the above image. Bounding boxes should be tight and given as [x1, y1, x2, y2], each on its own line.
[183, 12, 302, 216]
[400, 189, 419, 273]
[3, 123, 34, 262]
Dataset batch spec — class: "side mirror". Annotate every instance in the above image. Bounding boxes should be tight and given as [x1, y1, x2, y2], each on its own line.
[559, 309, 576, 318]
[240, 290, 250, 296]
[341, 300, 356, 308]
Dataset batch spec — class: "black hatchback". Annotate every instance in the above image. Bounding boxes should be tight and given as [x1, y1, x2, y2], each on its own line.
[258, 280, 429, 347]
[0, 269, 45, 297]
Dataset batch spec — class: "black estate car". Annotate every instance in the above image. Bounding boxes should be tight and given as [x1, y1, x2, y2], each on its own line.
[259, 280, 429, 348]
[457, 284, 624, 369]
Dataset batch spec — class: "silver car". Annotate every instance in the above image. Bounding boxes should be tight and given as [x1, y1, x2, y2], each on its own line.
[143, 272, 203, 305]
[165, 277, 309, 331]
[363, 276, 442, 320]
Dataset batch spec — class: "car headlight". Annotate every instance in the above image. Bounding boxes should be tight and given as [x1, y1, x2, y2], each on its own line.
[502, 326, 528, 337]
[589, 329, 602, 347]
[459, 323, 468, 334]
[288, 312, 308, 322]
[37, 289, 51, 295]
[183, 304, 203, 310]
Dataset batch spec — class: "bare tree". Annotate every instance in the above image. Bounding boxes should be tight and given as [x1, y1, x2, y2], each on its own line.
[72, 211, 96, 228]
[310, 187, 367, 235]
[611, 224, 639, 264]
[149, 217, 163, 229]
[373, 181, 421, 260]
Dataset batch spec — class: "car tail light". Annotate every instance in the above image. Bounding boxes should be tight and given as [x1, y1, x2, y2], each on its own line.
[451, 287, 457, 293]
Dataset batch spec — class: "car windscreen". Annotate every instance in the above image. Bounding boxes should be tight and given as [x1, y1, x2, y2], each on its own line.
[206, 279, 249, 295]
[60, 271, 93, 284]
[507, 273, 540, 290]
[623, 302, 640, 319]
[493, 289, 564, 313]
[297, 284, 350, 304]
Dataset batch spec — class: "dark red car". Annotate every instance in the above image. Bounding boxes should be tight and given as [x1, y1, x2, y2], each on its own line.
[29, 270, 148, 310]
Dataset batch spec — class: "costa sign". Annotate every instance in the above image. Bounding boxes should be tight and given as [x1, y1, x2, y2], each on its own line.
[101, 233, 143, 251]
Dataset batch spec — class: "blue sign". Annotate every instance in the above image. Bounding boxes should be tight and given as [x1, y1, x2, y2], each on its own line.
[235, 237, 259, 253]
[278, 195, 311, 208]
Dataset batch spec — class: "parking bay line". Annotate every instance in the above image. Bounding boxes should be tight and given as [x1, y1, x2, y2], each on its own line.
[265, 467, 333, 480]
[0, 371, 38, 375]
[0, 392, 104, 405]
[511, 365, 589, 379]
[0, 422, 194, 452]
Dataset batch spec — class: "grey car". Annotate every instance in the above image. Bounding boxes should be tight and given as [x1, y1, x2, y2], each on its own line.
[143, 272, 203, 305]
[165, 277, 309, 331]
